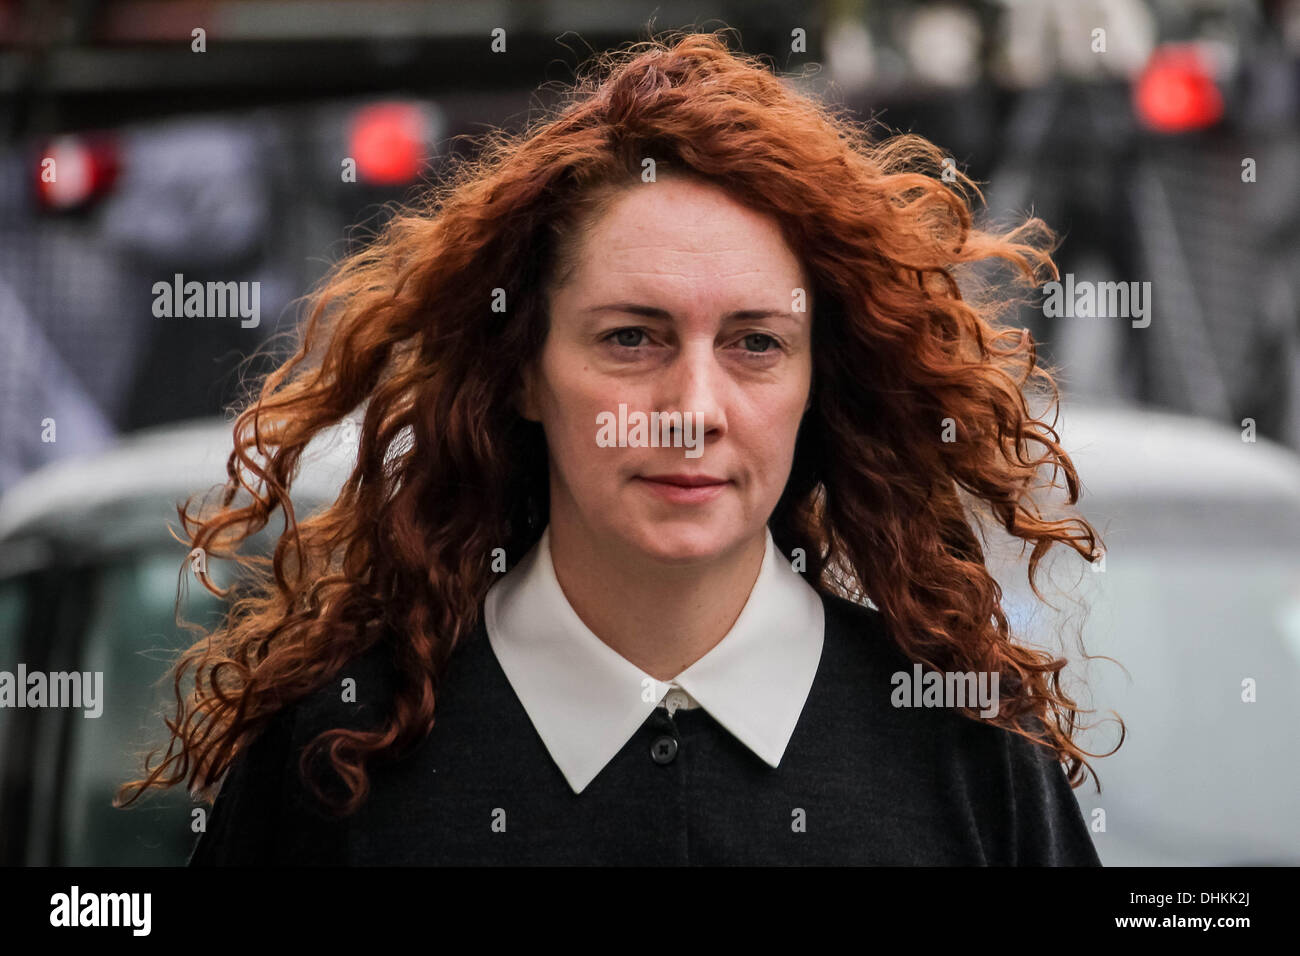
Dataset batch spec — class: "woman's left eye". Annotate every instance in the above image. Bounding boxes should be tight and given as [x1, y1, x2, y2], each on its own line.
[739, 333, 778, 353]
[605, 328, 647, 348]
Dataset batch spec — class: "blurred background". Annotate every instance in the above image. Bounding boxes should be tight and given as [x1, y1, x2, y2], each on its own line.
[0, 0, 1297, 865]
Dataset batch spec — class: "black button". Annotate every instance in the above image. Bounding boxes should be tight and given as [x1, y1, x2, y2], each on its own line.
[650, 734, 678, 764]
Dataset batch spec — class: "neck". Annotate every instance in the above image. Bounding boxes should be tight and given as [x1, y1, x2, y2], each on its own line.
[546, 518, 767, 681]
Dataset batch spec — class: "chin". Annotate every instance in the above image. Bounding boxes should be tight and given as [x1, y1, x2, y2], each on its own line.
[622, 520, 741, 566]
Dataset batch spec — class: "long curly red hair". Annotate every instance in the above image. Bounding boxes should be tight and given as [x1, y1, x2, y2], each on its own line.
[118, 29, 1120, 818]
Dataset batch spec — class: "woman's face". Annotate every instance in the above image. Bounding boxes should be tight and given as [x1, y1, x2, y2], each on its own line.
[520, 173, 813, 567]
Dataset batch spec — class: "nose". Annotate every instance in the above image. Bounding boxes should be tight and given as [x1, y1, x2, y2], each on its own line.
[653, 339, 727, 449]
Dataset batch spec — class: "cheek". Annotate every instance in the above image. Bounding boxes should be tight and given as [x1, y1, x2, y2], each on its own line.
[546, 390, 613, 481]
[754, 389, 809, 438]
[536, 354, 590, 437]
[553, 368, 635, 447]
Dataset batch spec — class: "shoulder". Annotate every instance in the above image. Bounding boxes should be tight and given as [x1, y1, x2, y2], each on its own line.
[982, 717, 1101, 864]
[187, 639, 403, 866]
[815, 589, 929, 702]
[809, 590, 978, 761]
[813, 589, 1100, 865]
[816, 589, 1060, 762]
[291, 638, 403, 738]
[817, 589, 906, 668]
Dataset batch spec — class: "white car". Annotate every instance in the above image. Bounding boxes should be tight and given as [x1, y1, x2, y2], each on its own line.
[984, 402, 1300, 865]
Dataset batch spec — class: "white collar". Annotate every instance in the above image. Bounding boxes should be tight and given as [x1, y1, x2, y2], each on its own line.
[484, 524, 825, 794]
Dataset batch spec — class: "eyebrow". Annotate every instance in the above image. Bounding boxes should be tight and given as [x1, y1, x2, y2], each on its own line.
[584, 303, 801, 321]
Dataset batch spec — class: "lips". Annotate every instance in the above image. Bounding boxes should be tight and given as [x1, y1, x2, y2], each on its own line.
[634, 474, 731, 505]
[638, 474, 728, 487]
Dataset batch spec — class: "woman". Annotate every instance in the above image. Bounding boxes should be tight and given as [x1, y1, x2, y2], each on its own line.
[118, 31, 1118, 865]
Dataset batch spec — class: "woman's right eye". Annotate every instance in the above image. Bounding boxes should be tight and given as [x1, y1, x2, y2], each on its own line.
[605, 327, 647, 348]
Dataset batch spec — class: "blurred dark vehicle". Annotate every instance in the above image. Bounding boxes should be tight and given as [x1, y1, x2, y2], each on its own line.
[0, 415, 357, 864]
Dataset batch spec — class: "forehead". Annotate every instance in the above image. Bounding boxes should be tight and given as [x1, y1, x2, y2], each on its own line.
[563, 176, 807, 297]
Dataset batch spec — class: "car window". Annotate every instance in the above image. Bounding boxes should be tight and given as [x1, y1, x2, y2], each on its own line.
[0, 576, 28, 776]
[59, 550, 229, 866]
